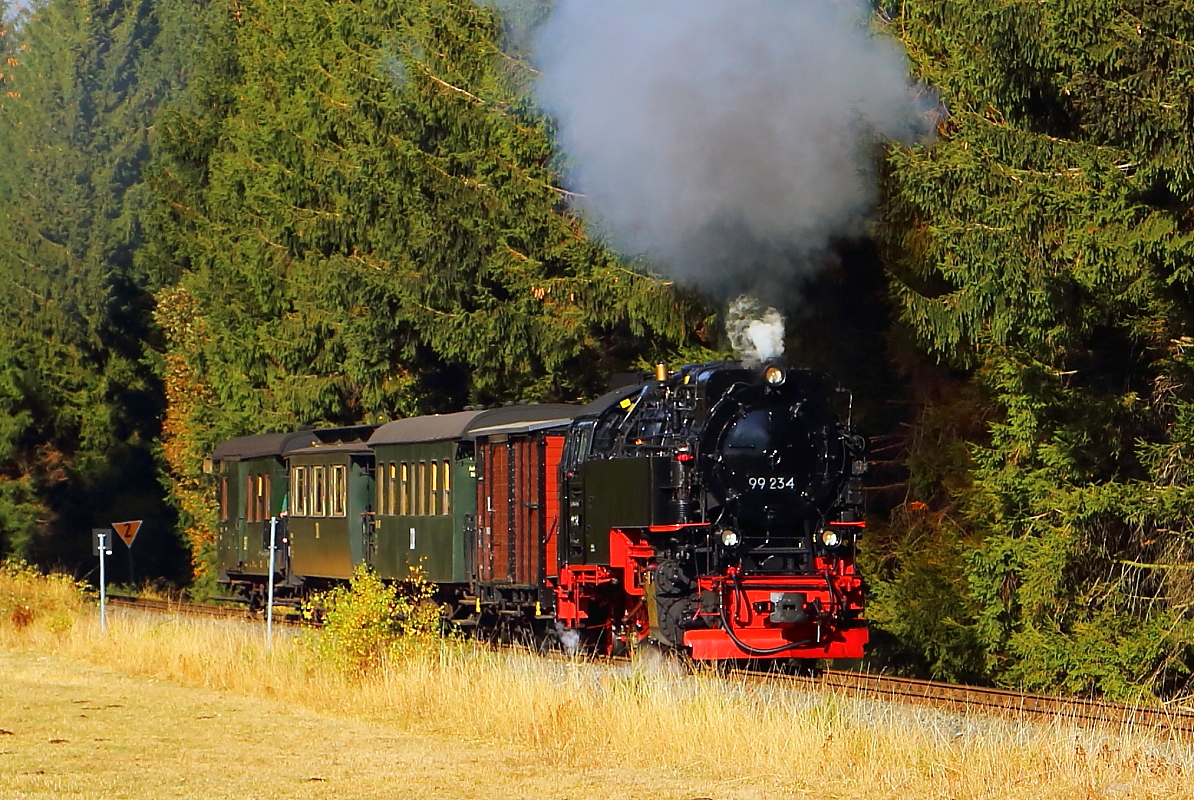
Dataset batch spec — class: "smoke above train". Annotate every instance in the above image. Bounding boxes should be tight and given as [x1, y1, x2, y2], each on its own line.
[531, 0, 931, 302]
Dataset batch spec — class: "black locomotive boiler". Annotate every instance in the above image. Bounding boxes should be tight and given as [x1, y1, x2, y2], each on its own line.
[212, 359, 868, 661]
[553, 360, 868, 659]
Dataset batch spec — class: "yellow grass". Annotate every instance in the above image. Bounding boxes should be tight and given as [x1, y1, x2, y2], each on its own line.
[2, 568, 1191, 799]
[0, 560, 85, 632]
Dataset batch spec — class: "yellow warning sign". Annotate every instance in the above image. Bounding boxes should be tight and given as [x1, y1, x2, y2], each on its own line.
[112, 520, 143, 548]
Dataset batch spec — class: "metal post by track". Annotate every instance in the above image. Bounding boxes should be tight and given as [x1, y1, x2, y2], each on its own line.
[266, 516, 278, 650]
[93, 530, 111, 633]
[99, 533, 107, 633]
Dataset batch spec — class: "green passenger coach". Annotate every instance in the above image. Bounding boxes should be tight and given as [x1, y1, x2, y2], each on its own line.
[212, 426, 375, 601]
[368, 411, 486, 584]
[367, 405, 580, 586]
[210, 431, 319, 593]
[286, 440, 376, 582]
[213, 410, 578, 604]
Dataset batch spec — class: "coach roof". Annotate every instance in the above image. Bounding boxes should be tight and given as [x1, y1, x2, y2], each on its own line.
[368, 410, 487, 446]
[210, 431, 319, 461]
[369, 405, 579, 446]
[287, 441, 373, 457]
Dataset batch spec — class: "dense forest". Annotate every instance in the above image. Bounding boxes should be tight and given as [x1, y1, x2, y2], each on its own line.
[3, 0, 1194, 700]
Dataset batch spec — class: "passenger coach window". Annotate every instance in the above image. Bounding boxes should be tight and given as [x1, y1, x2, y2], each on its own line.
[396, 468, 405, 518]
[220, 476, 229, 521]
[381, 462, 390, 516]
[400, 463, 410, 515]
[442, 460, 450, 515]
[411, 462, 419, 516]
[312, 466, 327, 517]
[292, 467, 308, 516]
[246, 476, 268, 522]
[260, 477, 271, 522]
[331, 465, 346, 517]
[410, 462, 418, 516]
[377, 465, 385, 516]
[390, 463, 398, 515]
[425, 463, 434, 520]
[429, 461, 439, 516]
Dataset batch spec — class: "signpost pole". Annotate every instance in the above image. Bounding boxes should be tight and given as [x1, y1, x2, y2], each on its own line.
[98, 532, 108, 634]
[266, 516, 277, 650]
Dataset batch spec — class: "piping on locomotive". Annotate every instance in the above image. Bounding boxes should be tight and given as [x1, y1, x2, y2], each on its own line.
[210, 360, 868, 662]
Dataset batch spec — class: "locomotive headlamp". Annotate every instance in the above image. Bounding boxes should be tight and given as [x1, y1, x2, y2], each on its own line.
[764, 366, 786, 386]
[821, 529, 840, 548]
[720, 529, 741, 547]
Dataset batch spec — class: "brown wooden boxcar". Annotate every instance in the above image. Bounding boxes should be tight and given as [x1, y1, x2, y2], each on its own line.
[469, 415, 573, 610]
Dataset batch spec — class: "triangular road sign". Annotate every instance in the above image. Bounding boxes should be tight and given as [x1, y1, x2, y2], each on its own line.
[112, 520, 143, 548]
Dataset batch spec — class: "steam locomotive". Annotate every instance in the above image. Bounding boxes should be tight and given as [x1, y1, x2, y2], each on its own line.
[211, 359, 868, 661]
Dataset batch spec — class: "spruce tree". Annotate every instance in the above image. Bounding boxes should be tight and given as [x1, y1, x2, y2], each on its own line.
[872, 0, 1194, 697]
[149, 0, 708, 574]
[0, 0, 203, 577]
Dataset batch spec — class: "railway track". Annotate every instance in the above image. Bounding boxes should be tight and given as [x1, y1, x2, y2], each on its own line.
[105, 596, 305, 626]
[103, 596, 1194, 737]
[745, 668, 1194, 737]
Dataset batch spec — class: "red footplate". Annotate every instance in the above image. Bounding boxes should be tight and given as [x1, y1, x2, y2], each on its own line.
[685, 625, 868, 660]
[684, 564, 867, 660]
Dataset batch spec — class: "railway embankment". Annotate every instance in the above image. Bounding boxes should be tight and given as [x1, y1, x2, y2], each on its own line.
[2, 564, 1191, 799]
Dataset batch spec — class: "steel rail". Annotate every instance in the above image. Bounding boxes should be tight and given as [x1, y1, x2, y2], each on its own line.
[105, 596, 306, 626]
[737, 668, 1194, 736]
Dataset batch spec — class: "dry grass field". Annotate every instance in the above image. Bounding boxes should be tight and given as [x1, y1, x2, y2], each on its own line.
[1, 564, 1193, 799]
[0, 649, 720, 800]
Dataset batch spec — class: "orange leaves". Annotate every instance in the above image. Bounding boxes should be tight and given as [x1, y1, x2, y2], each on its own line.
[153, 288, 218, 575]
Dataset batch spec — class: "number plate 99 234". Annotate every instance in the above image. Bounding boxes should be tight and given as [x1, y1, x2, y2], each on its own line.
[748, 476, 798, 490]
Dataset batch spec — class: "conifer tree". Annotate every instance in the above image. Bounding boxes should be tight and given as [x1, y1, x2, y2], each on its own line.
[149, 0, 708, 571]
[149, 0, 706, 577]
[0, 0, 39, 553]
[0, 0, 203, 576]
[872, 0, 1194, 697]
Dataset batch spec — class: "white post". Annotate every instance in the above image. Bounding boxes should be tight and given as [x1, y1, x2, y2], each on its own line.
[98, 532, 107, 634]
[266, 516, 277, 650]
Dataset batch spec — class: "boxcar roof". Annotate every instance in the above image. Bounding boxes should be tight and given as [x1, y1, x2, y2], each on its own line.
[369, 404, 580, 447]
[210, 431, 320, 461]
[465, 404, 578, 433]
[466, 416, 575, 439]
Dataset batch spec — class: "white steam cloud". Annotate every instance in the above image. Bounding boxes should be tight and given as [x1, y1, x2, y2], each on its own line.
[726, 295, 785, 364]
[555, 621, 581, 655]
[532, 0, 928, 298]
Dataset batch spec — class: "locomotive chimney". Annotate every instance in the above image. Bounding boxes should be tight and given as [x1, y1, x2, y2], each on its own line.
[654, 364, 669, 382]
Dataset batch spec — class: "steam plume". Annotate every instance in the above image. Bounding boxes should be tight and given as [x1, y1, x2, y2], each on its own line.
[726, 295, 785, 365]
[532, 0, 927, 298]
